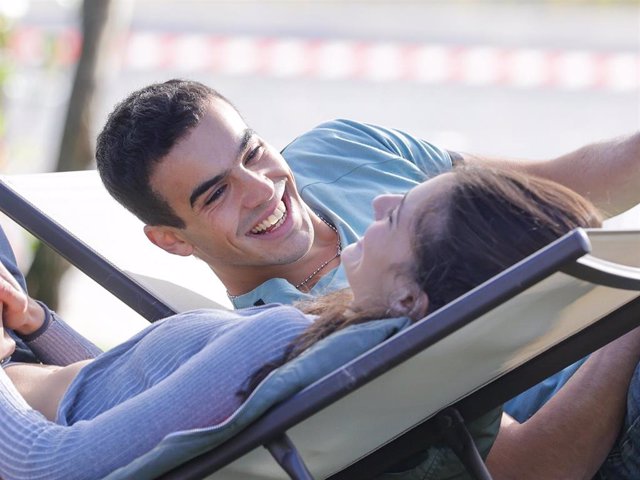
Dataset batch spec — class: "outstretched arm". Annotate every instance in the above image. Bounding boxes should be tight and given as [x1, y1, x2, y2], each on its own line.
[459, 132, 640, 217]
[0, 364, 153, 480]
[487, 325, 640, 479]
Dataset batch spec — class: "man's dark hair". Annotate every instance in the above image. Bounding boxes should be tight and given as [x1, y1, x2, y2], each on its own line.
[96, 79, 232, 228]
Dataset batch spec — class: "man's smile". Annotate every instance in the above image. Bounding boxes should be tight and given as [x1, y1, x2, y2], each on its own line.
[250, 200, 287, 234]
[246, 179, 295, 238]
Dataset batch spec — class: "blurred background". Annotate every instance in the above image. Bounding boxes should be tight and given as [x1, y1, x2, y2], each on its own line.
[0, 0, 638, 349]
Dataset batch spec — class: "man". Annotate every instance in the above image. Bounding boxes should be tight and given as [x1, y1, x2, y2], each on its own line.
[94, 79, 640, 475]
[2, 79, 639, 476]
[96, 80, 640, 309]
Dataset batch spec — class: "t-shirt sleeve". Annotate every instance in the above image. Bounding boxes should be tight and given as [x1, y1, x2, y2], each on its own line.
[283, 119, 453, 180]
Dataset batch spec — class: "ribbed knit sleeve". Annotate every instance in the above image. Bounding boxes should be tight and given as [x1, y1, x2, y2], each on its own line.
[21, 304, 102, 365]
[0, 305, 311, 480]
[0, 367, 134, 480]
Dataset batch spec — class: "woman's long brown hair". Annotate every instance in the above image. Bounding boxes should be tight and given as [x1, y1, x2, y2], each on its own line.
[238, 166, 602, 400]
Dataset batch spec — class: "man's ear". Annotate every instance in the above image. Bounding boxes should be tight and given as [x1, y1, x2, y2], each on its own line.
[143, 225, 194, 257]
[389, 285, 429, 320]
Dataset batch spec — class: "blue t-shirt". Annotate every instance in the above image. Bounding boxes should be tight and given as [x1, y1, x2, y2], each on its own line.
[230, 119, 452, 309]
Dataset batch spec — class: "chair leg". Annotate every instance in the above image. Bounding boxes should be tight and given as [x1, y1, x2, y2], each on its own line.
[436, 408, 494, 480]
[265, 433, 315, 480]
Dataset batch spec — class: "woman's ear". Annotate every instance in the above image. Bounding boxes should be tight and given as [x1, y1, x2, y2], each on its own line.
[407, 290, 429, 319]
[389, 285, 429, 320]
[144, 225, 194, 257]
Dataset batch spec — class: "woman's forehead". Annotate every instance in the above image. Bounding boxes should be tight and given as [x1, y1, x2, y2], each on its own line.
[406, 173, 455, 213]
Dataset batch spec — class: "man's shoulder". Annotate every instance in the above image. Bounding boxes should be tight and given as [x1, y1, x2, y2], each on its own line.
[282, 119, 389, 153]
[282, 119, 452, 187]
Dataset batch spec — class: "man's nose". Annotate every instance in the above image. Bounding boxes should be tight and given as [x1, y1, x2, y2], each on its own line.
[242, 171, 275, 209]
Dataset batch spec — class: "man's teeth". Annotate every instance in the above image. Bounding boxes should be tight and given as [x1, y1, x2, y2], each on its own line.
[251, 201, 287, 233]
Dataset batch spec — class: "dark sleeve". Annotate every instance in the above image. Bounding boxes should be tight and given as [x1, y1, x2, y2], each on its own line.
[21, 304, 102, 364]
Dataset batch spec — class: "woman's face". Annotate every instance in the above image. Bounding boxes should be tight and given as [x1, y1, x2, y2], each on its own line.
[342, 173, 453, 314]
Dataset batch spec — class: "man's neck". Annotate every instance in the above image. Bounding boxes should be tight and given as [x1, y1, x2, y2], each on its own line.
[291, 213, 341, 292]
[220, 213, 341, 297]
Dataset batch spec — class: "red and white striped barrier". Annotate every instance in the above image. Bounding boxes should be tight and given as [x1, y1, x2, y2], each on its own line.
[9, 27, 639, 92]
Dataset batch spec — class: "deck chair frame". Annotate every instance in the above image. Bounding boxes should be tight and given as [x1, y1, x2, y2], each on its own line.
[1, 176, 640, 480]
[159, 231, 640, 480]
[0, 179, 177, 321]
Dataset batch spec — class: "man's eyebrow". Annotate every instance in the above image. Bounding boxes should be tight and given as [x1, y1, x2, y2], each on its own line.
[189, 129, 255, 208]
[189, 174, 226, 208]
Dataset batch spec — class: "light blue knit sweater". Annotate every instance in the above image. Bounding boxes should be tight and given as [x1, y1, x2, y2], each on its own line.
[0, 304, 311, 480]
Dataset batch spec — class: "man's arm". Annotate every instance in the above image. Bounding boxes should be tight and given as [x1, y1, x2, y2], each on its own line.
[486, 326, 640, 479]
[458, 132, 640, 217]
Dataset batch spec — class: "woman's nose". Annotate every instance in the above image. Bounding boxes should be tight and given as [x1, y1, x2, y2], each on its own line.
[372, 194, 402, 221]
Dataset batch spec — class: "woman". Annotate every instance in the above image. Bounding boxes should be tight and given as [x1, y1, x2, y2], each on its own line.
[0, 166, 636, 479]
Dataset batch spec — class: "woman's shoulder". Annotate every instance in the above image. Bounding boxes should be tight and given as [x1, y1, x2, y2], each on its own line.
[237, 303, 314, 327]
[227, 305, 314, 342]
[171, 304, 313, 332]
[202, 304, 313, 353]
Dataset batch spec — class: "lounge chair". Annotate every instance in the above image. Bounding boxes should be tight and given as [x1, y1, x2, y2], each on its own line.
[0, 171, 639, 480]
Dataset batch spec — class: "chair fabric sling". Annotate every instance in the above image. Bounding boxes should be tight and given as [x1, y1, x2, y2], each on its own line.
[157, 229, 640, 480]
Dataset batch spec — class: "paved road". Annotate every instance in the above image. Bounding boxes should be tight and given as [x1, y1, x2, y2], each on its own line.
[7, 1, 639, 165]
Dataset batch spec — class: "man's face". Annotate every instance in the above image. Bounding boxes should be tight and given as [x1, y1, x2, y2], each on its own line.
[146, 98, 315, 289]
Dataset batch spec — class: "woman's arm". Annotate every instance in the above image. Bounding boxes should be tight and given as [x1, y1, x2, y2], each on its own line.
[0, 307, 308, 480]
[0, 340, 214, 480]
[0, 366, 131, 480]
[487, 326, 640, 479]
[460, 132, 640, 217]
[19, 305, 103, 364]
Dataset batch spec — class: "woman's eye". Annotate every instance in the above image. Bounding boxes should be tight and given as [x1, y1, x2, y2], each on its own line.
[204, 185, 227, 206]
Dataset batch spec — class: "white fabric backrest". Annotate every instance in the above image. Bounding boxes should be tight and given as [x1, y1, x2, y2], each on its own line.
[1, 170, 232, 311]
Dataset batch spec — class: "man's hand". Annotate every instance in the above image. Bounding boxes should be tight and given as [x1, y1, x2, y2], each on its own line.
[0, 261, 45, 336]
